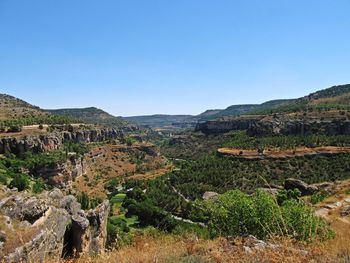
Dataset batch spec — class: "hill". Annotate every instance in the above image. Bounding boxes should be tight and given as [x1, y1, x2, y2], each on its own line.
[45, 107, 129, 127]
[196, 84, 350, 135]
[202, 99, 295, 120]
[0, 94, 49, 121]
[124, 114, 194, 128]
[251, 84, 350, 115]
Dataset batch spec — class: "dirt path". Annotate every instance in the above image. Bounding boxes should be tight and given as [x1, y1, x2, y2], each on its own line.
[127, 165, 173, 180]
[314, 180, 350, 257]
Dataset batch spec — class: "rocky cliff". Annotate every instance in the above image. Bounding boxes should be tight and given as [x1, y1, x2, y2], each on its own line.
[0, 128, 124, 155]
[0, 186, 109, 262]
[196, 116, 350, 136]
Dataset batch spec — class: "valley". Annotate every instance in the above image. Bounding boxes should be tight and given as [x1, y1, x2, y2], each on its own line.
[1, 84, 350, 262]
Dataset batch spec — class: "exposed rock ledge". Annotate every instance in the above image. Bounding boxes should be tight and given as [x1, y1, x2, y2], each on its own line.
[0, 187, 110, 262]
[0, 128, 124, 155]
[218, 146, 350, 160]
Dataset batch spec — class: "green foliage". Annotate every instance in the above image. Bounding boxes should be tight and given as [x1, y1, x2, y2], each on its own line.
[277, 189, 302, 205]
[206, 190, 334, 241]
[125, 198, 177, 231]
[0, 114, 76, 128]
[8, 173, 29, 191]
[107, 216, 134, 247]
[77, 192, 102, 210]
[225, 131, 350, 149]
[63, 142, 90, 156]
[310, 191, 330, 205]
[0, 174, 7, 185]
[32, 179, 46, 194]
[24, 151, 66, 171]
[168, 153, 350, 200]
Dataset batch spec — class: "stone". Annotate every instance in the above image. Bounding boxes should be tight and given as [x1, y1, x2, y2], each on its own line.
[202, 191, 219, 201]
[60, 195, 81, 215]
[340, 205, 350, 217]
[284, 178, 318, 195]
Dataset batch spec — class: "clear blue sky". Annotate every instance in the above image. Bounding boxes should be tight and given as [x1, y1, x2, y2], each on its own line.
[1, 0, 350, 116]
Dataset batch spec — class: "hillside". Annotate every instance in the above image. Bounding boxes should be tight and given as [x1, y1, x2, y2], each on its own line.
[203, 99, 295, 120]
[0, 94, 49, 121]
[124, 114, 194, 128]
[46, 107, 129, 127]
[123, 100, 294, 128]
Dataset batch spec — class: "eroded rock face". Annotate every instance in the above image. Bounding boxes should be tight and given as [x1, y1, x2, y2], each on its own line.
[0, 128, 124, 155]
[196, 115, 350, 136]
[284, 178, 318, 196]
[33, 155, 86, 188]
[0, 188, 110, 262]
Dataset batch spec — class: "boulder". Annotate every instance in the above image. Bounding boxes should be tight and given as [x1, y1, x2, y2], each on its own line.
[284, 178, 318, 195]
[202, 191, 219, 201]
[340, 205, 350, 217]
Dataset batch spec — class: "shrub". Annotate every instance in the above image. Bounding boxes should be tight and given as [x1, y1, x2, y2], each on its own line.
[277, 189, 301, 205]
[7, 125, 22, 133]
[206, 190, 334, 241]
[310, 191, 329, 205]
[0, 173, 8, 185]
[32, 179, 45, 194]
[9, 173, 29, 191]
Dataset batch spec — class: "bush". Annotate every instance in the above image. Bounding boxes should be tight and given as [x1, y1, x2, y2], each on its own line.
[206, 190, 334, 241]
[310, 191, 329, 205]
[0, 173, 8, 185]
[7, 125, 22, 133]
[126, 199, 177, 231]
[9, 173, 29, 191]
[32, 179, 45, 194]
[277, 189, 301, 205]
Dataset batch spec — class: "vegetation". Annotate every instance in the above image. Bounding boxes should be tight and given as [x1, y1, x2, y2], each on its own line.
[225, 131, 350, 149]
[46, 107, 128, 127]
[206, 190, 334, 241]
[77, 192, 102, 210]
[168, 154, 350, 199]
[63, 142, 90, 156]
[0, 115, 76, 130]
[8, 173, 30, 191]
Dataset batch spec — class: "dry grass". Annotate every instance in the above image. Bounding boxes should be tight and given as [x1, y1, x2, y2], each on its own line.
[73, 144, 168, 198]
[44, 233, 329, 263]
[0, 214, 40, 257]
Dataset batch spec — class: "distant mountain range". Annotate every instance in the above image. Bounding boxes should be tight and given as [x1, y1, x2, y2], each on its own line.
[123, 84, 350, 128]
[1, 84, 350, 129]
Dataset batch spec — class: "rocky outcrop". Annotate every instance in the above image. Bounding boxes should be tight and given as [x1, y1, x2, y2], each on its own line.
[284, 178, 318, 196]
[0, 128, 124, 155]
[196, 116, 350, 136]
[195, 116, 262, 134]
[0, 187, 110, 262]
[33, 155, 86, 187]
[248, 119, 350, 136]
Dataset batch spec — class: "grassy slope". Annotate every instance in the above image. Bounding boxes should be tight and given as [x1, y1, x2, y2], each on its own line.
[46, 107, 128, 126]
[0, 94, 49, 121]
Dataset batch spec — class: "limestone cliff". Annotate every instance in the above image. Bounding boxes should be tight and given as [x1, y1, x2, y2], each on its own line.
[0, 187, 110, 262]
[0, 128, 124, 155]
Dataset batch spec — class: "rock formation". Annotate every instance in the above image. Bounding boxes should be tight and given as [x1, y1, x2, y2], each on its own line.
[196, 115, 350, 136]
[0, 128, 124, 155]
[0, 187, 110, 262]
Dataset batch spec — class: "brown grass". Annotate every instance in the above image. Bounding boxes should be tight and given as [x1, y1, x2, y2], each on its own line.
[43, 233, 330, 263]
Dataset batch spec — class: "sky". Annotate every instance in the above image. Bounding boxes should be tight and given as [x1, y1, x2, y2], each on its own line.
[0, 0, 350, 116]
